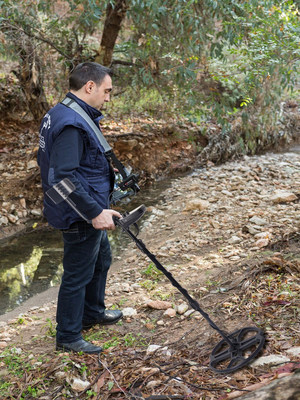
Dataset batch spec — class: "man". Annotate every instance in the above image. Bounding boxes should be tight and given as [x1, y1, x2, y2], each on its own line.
[38, 62, 122, 354]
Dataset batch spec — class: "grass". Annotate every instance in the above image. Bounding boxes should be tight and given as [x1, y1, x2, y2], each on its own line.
[142, 262, 164, 281]
[0, 347, 51, 399]
[1, 347, 32, 378]
[84, 328, 148, 350]
[140, 279, 158, 291]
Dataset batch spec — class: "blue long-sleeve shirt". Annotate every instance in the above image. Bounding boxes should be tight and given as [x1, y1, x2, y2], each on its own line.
[48, 125, 104, 221]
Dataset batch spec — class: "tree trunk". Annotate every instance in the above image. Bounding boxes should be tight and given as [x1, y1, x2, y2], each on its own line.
[14, 40, 49, 121]
[95, 0, 128, 66]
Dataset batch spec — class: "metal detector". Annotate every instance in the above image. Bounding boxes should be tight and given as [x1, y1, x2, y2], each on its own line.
[46, 178, 92, 222]
[46, 179, 265, 373]
[113, 205, 265, 374]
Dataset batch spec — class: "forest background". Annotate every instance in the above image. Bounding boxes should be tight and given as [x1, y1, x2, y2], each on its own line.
[0, 0, 299, 163]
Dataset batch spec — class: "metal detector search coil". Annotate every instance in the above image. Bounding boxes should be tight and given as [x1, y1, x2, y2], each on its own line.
[114, 205, 265, 374]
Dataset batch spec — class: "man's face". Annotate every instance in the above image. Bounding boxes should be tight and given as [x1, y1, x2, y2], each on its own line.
[87, 74, 112, 110]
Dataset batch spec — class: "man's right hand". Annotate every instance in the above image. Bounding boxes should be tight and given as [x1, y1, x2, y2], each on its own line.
[92, 209, 122, 230]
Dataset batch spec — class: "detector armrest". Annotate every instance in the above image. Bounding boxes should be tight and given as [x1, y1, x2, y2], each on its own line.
[114, 204, 146, 229]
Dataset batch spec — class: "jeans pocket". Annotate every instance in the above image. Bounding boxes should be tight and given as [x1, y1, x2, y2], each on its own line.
[62, 222, 87, 244]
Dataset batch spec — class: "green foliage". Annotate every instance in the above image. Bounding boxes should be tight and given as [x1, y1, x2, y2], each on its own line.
[142, 262, 163, 281]
[44, 318, 56, 337]
[1, 347, 32, 377]
[85, 328, 147, 349]
[0, 382, 13, 397]
[140, 279, 158, 291]
[0, 0, 298, 151]
[0, 0, 105, 65]
[109, 87, 166, 117]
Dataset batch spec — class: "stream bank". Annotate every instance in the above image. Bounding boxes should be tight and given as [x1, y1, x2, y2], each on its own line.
[0, 101, 299, 241]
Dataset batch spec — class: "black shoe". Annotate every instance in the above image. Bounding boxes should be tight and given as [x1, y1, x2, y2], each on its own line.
[82, 310, 123, 330]
[56, 338, 103, 354]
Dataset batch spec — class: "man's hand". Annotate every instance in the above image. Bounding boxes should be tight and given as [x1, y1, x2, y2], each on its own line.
[92, 209, 122, 230]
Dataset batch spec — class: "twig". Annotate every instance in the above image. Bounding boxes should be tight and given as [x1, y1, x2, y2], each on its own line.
[98, 356, 134, 399]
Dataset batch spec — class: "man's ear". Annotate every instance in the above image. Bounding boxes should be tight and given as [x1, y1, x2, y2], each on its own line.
[85, 80, 94, 94]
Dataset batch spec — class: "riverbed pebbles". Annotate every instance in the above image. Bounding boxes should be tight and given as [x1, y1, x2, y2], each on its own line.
[105, 149, 299, 321]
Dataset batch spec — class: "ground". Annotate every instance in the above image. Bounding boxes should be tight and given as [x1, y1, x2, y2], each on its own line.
[0, 117, 300, 399]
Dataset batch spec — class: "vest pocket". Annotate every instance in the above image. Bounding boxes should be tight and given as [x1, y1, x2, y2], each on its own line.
[92, 149, 110, 175]
[87, 176, 110, 208]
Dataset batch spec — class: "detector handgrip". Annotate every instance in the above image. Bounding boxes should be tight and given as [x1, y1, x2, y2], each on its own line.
[113, 204, 146, 230]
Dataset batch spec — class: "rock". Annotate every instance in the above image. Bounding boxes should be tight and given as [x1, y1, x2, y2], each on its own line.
[229, 235, 242, 244]
[149, 207, 165, 216]
[209, 219, 220, 228]
[255, 238, 269, 248]
[7, 214, 18, 223]
[68, 377, 90, 391]
[270, 191, 297, 203]
[229, 255, 241, 261]
[121, 283, 131, 292]
[0, 216, 8, 225]
[126, 139, 138, 150]
[184, 199, 209, 211]
[27, 160, 38, 170]
[38, 307, 50, 313]
[163, 308, 176, 318]
[0, 341, 8, 349]
[221, 190, 233, 197]
[156, 320, 165, 326]
[249, 216, 268, 226]
[161, 346, 172, 357]
[242, 225, 261, 235]
[145, 322, 155, 330]
[0, 368, 9, 377]
[286, 347, 300, 357]
[29, 306, 40, 311]
[251, 354, 290, 367]
[31, 209, 42, 216]
[254, 231, 272, 239]
[176, 303, 189, 315]
[20, 198, 26, 208]
[146, 344, 161, 355]
[122, 307, 137, 317]
[146, 300, 172, 310]
[146, 380, 160, 389]
[184, 310, 195, 317]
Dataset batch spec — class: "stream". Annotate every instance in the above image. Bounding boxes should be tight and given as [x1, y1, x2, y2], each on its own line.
[0, 177, 177, 315]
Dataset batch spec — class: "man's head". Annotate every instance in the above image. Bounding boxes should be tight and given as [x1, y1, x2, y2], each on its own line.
[69, 62, 112, 110]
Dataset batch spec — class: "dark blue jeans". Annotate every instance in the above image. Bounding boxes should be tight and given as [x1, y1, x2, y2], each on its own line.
[56, 221, 112, 343]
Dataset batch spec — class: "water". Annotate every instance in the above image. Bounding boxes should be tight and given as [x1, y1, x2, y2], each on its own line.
[0, 178, 175, 315]
[0, 229, 63, 315]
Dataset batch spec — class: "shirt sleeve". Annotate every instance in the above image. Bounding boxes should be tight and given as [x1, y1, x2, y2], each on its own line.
[49, 126, 103, 220]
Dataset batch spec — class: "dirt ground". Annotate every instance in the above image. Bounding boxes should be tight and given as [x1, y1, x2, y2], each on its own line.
[0, 118, 300, 399]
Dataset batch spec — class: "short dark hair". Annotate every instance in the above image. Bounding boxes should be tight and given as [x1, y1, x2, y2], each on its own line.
[69, 62, 112, 91]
